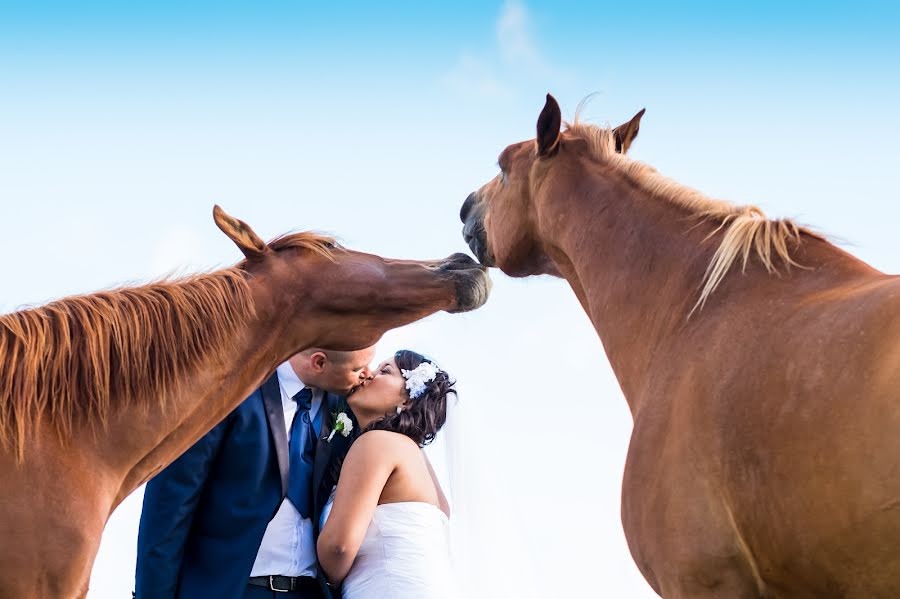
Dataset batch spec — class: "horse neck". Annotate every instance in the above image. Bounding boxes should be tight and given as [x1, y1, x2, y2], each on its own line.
[538, 162, 832, 414]
[102, 277, 300, 505]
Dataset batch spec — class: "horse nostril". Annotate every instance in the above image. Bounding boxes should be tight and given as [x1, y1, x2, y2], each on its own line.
[460, 192, 477, 223]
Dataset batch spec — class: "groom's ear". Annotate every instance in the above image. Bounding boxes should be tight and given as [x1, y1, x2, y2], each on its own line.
[213, 205, 270, 261]
[309, 351, 328, 373]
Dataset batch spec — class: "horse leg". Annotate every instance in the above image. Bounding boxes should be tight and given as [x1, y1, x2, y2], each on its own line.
[0, 494, 106, 598]
[623, 462, 769, 598]
[656, 565, 769, 599]
[628, 508, 770, 599]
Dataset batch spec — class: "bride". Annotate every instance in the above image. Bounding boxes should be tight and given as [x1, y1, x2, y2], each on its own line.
[317, 350, 457, 598]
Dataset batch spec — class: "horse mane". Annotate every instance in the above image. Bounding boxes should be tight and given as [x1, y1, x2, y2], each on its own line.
[0, 269, 253, 459]
[266, 231, 340, 260]
[563, 117, 821, 311]
[0, 230, 335, 460]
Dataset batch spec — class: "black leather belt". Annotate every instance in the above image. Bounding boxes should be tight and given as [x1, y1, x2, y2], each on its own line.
[247, 575, 318, 593]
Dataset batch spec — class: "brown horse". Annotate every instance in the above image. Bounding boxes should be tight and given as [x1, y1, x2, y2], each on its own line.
[461, 94, 900, 598]
[0, 206, 490, 599]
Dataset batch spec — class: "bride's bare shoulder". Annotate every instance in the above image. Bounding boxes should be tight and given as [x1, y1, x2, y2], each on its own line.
[347, 430, 419, 460]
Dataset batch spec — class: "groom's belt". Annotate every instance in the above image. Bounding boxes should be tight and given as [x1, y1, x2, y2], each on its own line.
[248, 575, 318, 593]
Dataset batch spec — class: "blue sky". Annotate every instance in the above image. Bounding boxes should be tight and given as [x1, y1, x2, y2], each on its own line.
[2, 2, 899, 597]
[2, 1, 897, 81]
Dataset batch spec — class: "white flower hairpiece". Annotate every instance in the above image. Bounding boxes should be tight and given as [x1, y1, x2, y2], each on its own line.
[401, 361, 440, 399]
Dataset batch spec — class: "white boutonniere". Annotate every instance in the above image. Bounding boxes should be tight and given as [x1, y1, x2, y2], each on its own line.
[327, 412, 353, 442]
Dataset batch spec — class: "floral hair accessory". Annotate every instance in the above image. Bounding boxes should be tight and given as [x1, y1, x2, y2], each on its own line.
[401, 361, 440, 399]
[327, 412, 354, 442]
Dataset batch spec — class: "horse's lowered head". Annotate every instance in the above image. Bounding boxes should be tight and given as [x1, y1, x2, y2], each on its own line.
[214, 205, 491, 353]
[460, 94, 644, 278]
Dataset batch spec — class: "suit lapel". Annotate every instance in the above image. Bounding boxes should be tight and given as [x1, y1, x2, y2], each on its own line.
[313, 393, 336, 497]
[261, 372, 290, 498]
[312, 393, 341, 532]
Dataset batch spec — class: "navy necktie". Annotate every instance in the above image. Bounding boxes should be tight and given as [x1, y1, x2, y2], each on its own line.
[286, 387, 315, 518]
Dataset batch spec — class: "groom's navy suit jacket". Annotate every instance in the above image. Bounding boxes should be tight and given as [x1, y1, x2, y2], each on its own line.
[134, 373, 352, 599]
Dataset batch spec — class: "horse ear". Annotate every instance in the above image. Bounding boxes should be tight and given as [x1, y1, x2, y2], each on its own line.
[213, 205, 269, 260]
[536, 93, 562, 157]
[613, 108, 645, 154]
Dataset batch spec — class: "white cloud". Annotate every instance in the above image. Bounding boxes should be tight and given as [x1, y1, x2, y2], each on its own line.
[496, 0, 543, 70]
[440, 0, 563, 99]
[439, 53, 513, 99]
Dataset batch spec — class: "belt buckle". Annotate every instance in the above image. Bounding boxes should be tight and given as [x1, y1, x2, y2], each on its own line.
[269, 575, 290, 593]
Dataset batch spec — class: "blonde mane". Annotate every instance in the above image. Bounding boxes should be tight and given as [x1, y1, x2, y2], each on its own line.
[564, 118, 817, 311]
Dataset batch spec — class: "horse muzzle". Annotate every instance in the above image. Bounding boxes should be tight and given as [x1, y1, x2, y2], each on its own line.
[460, 192, 495, 268]
[435, 253, 492, 313]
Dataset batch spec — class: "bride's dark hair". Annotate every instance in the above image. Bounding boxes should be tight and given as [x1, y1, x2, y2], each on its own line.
[364, 349, 455, 447]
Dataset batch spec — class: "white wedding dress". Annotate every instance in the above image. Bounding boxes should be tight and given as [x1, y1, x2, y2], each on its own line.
[321, 499, 457, 598]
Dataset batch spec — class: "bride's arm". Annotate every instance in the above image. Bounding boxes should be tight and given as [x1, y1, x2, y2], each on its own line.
[423, 452, 451, 518]
[317, 431, 398, 584]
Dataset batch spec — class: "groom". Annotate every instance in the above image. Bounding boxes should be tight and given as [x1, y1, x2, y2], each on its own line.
[134, 346, 374, 599]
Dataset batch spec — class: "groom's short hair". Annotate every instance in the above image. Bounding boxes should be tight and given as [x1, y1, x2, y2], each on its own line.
[301, 347, 353, 365]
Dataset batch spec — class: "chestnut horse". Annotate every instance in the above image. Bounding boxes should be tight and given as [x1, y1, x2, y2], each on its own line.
[0, 206, 490, 599]
[461, 95, 900, 598]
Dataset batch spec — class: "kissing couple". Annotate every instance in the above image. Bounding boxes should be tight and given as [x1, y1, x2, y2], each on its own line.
[135, 346, 459, 599]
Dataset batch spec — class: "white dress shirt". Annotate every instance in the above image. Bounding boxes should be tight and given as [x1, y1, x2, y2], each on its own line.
[249, 361, 324, 578]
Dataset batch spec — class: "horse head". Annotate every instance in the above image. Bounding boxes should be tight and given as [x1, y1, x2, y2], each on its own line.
[460, 94, 644, 278]
[214, 205, 491, 352]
